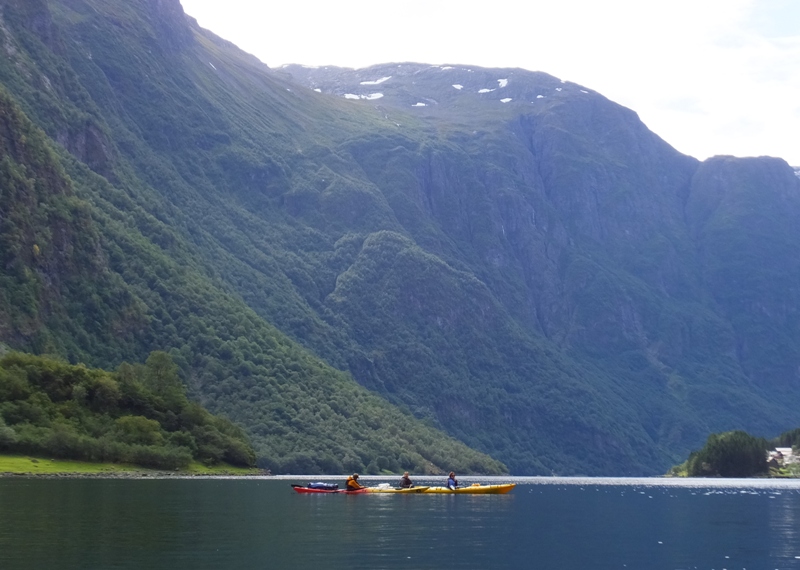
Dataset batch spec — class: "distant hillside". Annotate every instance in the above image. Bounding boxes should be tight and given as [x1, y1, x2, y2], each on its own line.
[0, 0, 798, 475]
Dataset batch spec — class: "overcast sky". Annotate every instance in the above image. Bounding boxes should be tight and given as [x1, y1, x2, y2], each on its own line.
[180, 0, 800, 165]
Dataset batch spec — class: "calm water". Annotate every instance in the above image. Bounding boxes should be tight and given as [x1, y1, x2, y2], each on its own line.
[2, 476, 800, 569]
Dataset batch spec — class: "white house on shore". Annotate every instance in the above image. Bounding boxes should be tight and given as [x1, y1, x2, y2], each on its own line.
[769, 447, 798, 465]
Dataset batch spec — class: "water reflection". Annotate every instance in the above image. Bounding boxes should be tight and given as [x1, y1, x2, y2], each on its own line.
[769, 490, 800, 561]
[2, 478, 800, 569]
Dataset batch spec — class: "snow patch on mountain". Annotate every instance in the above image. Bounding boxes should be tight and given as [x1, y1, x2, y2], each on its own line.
[479, 88, 495, 94]
[360, 76, 391, 85]
[452, 84, 463, 90]
[498, 79, 508, 88]
[412, 102, 427, 107]
[500, 98, 512, 103]
[343, 93, 384, 100]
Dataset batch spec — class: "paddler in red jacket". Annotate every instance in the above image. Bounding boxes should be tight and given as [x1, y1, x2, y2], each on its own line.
[345, 473, 364, 491]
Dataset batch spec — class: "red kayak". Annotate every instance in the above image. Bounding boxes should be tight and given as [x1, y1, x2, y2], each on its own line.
[291, 484, 368, 494]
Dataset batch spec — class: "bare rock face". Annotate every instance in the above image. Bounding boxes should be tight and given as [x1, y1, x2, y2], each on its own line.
[687, 156, 800, 389]
[142, 0, 194, 52]
[55, 122, 114, 177]
[0, 0, 59, 51]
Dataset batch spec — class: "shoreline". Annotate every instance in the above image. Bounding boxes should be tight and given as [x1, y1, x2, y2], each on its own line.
[0, 454, 267, 478]
[0, 471, 271, 479]
[3, 472, 800, 486]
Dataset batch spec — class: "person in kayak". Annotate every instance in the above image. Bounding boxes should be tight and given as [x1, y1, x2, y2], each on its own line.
[345, 473, 364, 491]
[446, 471, 459, 490]
[399, 472, 414, 488]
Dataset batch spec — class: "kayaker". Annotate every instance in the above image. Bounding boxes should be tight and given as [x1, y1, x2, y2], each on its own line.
[446, 471, 459, 490]
[345, 473, 364, 491]
[399, 472, 414, 488]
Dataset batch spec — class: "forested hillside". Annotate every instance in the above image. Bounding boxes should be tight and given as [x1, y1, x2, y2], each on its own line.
[0, 351, 256, 469]
[0, 0, 504, 475]
[0, 0, 798, 475]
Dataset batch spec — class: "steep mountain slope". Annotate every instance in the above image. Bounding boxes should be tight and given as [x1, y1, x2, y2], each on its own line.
[282, 64, 800, 468]
[0, 0, 798, 475]
[0, 0, 505, 475]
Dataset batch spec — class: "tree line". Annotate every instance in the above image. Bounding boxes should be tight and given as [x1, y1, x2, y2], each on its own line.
[0, 351, 256, 470]
[671, 428, 800, 478]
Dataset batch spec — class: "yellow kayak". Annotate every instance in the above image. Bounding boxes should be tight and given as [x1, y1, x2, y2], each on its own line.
[423, 483, 516, 494]
[367, 486, 430, 494]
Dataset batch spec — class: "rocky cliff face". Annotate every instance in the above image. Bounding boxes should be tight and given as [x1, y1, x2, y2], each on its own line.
[285, 63, 800, 460]
[143, 0, 194, 52]
[688, 156, 800, 389]
[0, 0, 58, 50]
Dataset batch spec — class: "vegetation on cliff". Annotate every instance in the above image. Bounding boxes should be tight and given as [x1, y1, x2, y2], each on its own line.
[0, 49, 505, 475]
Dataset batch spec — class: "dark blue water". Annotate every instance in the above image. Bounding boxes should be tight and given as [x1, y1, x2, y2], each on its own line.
[1, 477, 799, 569]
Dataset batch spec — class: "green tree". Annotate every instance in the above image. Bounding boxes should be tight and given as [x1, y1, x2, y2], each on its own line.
[0, 417, 17, 449]
[687, 430, 769, 477]
[114, 415, 164, 446]
[0, 352, 257, 470]
[144, 352, 186, 409]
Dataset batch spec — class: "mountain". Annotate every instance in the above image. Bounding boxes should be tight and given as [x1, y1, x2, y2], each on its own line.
[0, 0, 505, 476]
[0, 0, 798, 475]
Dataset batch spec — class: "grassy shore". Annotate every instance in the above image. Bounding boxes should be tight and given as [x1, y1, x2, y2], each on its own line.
[0, 454, 263, 476]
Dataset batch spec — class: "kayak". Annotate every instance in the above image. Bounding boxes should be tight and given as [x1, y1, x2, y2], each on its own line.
[291, 483, 514, 494]
[366, 486, 430, 494]
[291, 484, 368, 494]
[423, 483, 516, 494]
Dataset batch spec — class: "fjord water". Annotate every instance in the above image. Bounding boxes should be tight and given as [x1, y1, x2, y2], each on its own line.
[1, 478, 800, 570]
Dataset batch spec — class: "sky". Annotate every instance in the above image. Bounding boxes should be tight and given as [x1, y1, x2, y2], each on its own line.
[180, 0, 800, 165]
